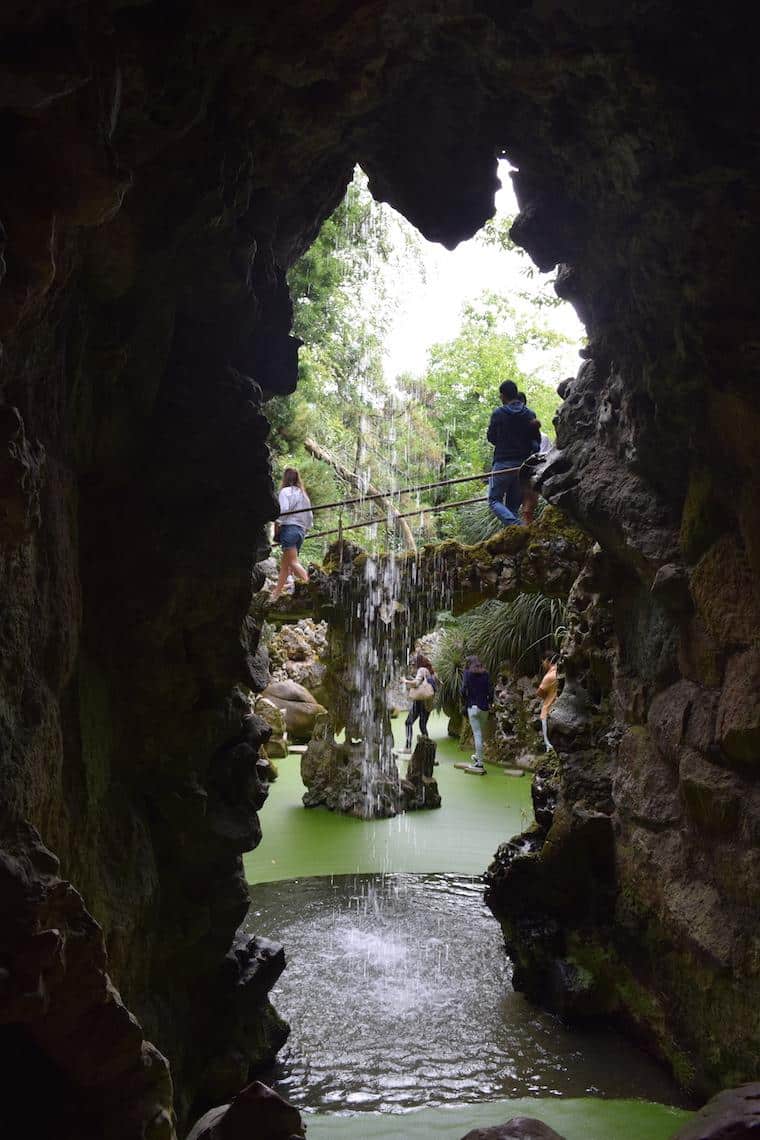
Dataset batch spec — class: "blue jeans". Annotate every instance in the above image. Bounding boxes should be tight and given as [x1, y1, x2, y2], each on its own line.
[488, 462, 523, 526]
[279, 524, 304, 551]
[467, 705, 489, 761]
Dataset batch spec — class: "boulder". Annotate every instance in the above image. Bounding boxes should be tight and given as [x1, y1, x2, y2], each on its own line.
[261, 680, 327, 743]
[186, 1081, 304, 1140]
[669, 1082, 760, 1139]
[459, 1118, 566, 1140]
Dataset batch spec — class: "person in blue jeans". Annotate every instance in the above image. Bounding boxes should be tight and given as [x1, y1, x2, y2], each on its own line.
[486, 379, 540, 526]
[271, 467, 314, 600]
[461, 655, 494, 772]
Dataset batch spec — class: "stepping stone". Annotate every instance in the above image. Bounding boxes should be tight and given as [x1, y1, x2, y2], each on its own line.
[287, 745, 308, 754]
[454, 762, 487, 775]
[503, 767, 526, 777]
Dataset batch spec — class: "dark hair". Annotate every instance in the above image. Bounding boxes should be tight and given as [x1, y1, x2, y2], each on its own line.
[517, 391, 527, 405]
[499, 380, 518, 401]
[414, 653, 433, 671]
[281, 467, 304, 490]
[465, 655, 486, 672]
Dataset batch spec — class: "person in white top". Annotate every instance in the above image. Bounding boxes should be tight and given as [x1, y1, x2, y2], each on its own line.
[271, 467, 314, 600]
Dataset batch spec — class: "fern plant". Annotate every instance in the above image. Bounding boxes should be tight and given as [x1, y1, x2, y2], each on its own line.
[431, 594, 566, 710]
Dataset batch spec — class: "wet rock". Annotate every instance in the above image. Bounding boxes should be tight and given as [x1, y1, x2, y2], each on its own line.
[187, 1081, 304, 1140]
[301, 714, 401, 818]
[261, 680, 327, 743]
[400, 736, 441, 810]
[459, 1118, 565, 1140]
[669, 1082, 760, 1139]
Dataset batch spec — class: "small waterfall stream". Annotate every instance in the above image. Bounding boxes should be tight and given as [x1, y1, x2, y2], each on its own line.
[308, 541, 459, 818]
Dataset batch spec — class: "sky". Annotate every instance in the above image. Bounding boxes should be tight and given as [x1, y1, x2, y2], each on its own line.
[380, 160, 585, 386]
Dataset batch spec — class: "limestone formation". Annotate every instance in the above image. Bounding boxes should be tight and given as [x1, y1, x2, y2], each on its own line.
[1, 0, 759, 1125]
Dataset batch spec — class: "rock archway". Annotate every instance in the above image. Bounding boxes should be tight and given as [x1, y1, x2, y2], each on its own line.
[1, 3, 759, 1132]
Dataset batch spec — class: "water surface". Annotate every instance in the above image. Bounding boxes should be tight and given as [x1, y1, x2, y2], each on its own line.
[247, 872, 688, 1114]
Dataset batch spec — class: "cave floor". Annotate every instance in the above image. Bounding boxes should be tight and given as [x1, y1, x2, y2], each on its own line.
[244, 712, 534, 883]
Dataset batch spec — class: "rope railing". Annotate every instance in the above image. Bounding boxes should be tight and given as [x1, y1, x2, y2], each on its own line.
[278, 465, 520, 518]
[307, 494, 489, 540]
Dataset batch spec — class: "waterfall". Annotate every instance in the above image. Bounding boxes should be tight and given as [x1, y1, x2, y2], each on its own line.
[304, 540, 456, 818]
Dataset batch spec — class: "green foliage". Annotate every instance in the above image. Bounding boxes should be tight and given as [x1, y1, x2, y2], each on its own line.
[431, 595, 567, 709]
[267, 169, 577, 556]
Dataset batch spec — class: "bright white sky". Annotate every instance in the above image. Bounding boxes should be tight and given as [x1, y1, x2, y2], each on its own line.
[381, 159, 585, 386]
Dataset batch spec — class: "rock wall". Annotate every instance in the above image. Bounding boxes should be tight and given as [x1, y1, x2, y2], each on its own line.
[1, 0, 758, 1125]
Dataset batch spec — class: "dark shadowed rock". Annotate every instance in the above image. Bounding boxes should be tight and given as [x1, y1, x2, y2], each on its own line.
[716, 649, 760, 772]
[670, 1083, 760, 1139]
[459, 1117, 566, 1140]
[400, 735, 442, 811]
[186, 1081, 304, 1140]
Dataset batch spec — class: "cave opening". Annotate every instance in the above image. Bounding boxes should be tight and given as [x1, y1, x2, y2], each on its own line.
[2, 4, 759, 1139]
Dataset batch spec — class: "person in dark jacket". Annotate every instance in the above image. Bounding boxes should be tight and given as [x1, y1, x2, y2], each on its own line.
[486, 380, 540, 526]
[461, 655, 493, 772]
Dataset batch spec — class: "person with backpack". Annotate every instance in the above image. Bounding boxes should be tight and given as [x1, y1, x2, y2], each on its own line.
[401, 653, 437, 753]
[461, 655, 494, 772]
[270, 467, 314, 601]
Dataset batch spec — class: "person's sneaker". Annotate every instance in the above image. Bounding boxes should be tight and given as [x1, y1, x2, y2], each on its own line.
[471, 761, 485, 771]
[470, 754, 479, 763]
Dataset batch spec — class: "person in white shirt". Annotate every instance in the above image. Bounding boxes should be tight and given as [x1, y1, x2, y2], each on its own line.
[271, 467, 314, 600]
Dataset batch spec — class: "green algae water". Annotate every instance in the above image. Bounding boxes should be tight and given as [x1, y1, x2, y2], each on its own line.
[245, 715, 693, 1138]
[245, 714, 535, 884]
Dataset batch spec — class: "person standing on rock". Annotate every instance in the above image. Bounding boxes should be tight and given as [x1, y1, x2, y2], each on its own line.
[271, 467, 313, 601]
[537, 656, 558, 752]
[401, 654, 437, 753]
[461, 655, 493, 772]
[487, 380, 541, 526]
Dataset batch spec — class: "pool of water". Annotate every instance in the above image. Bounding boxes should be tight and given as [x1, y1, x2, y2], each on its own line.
[246, 871, 688, 1115]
